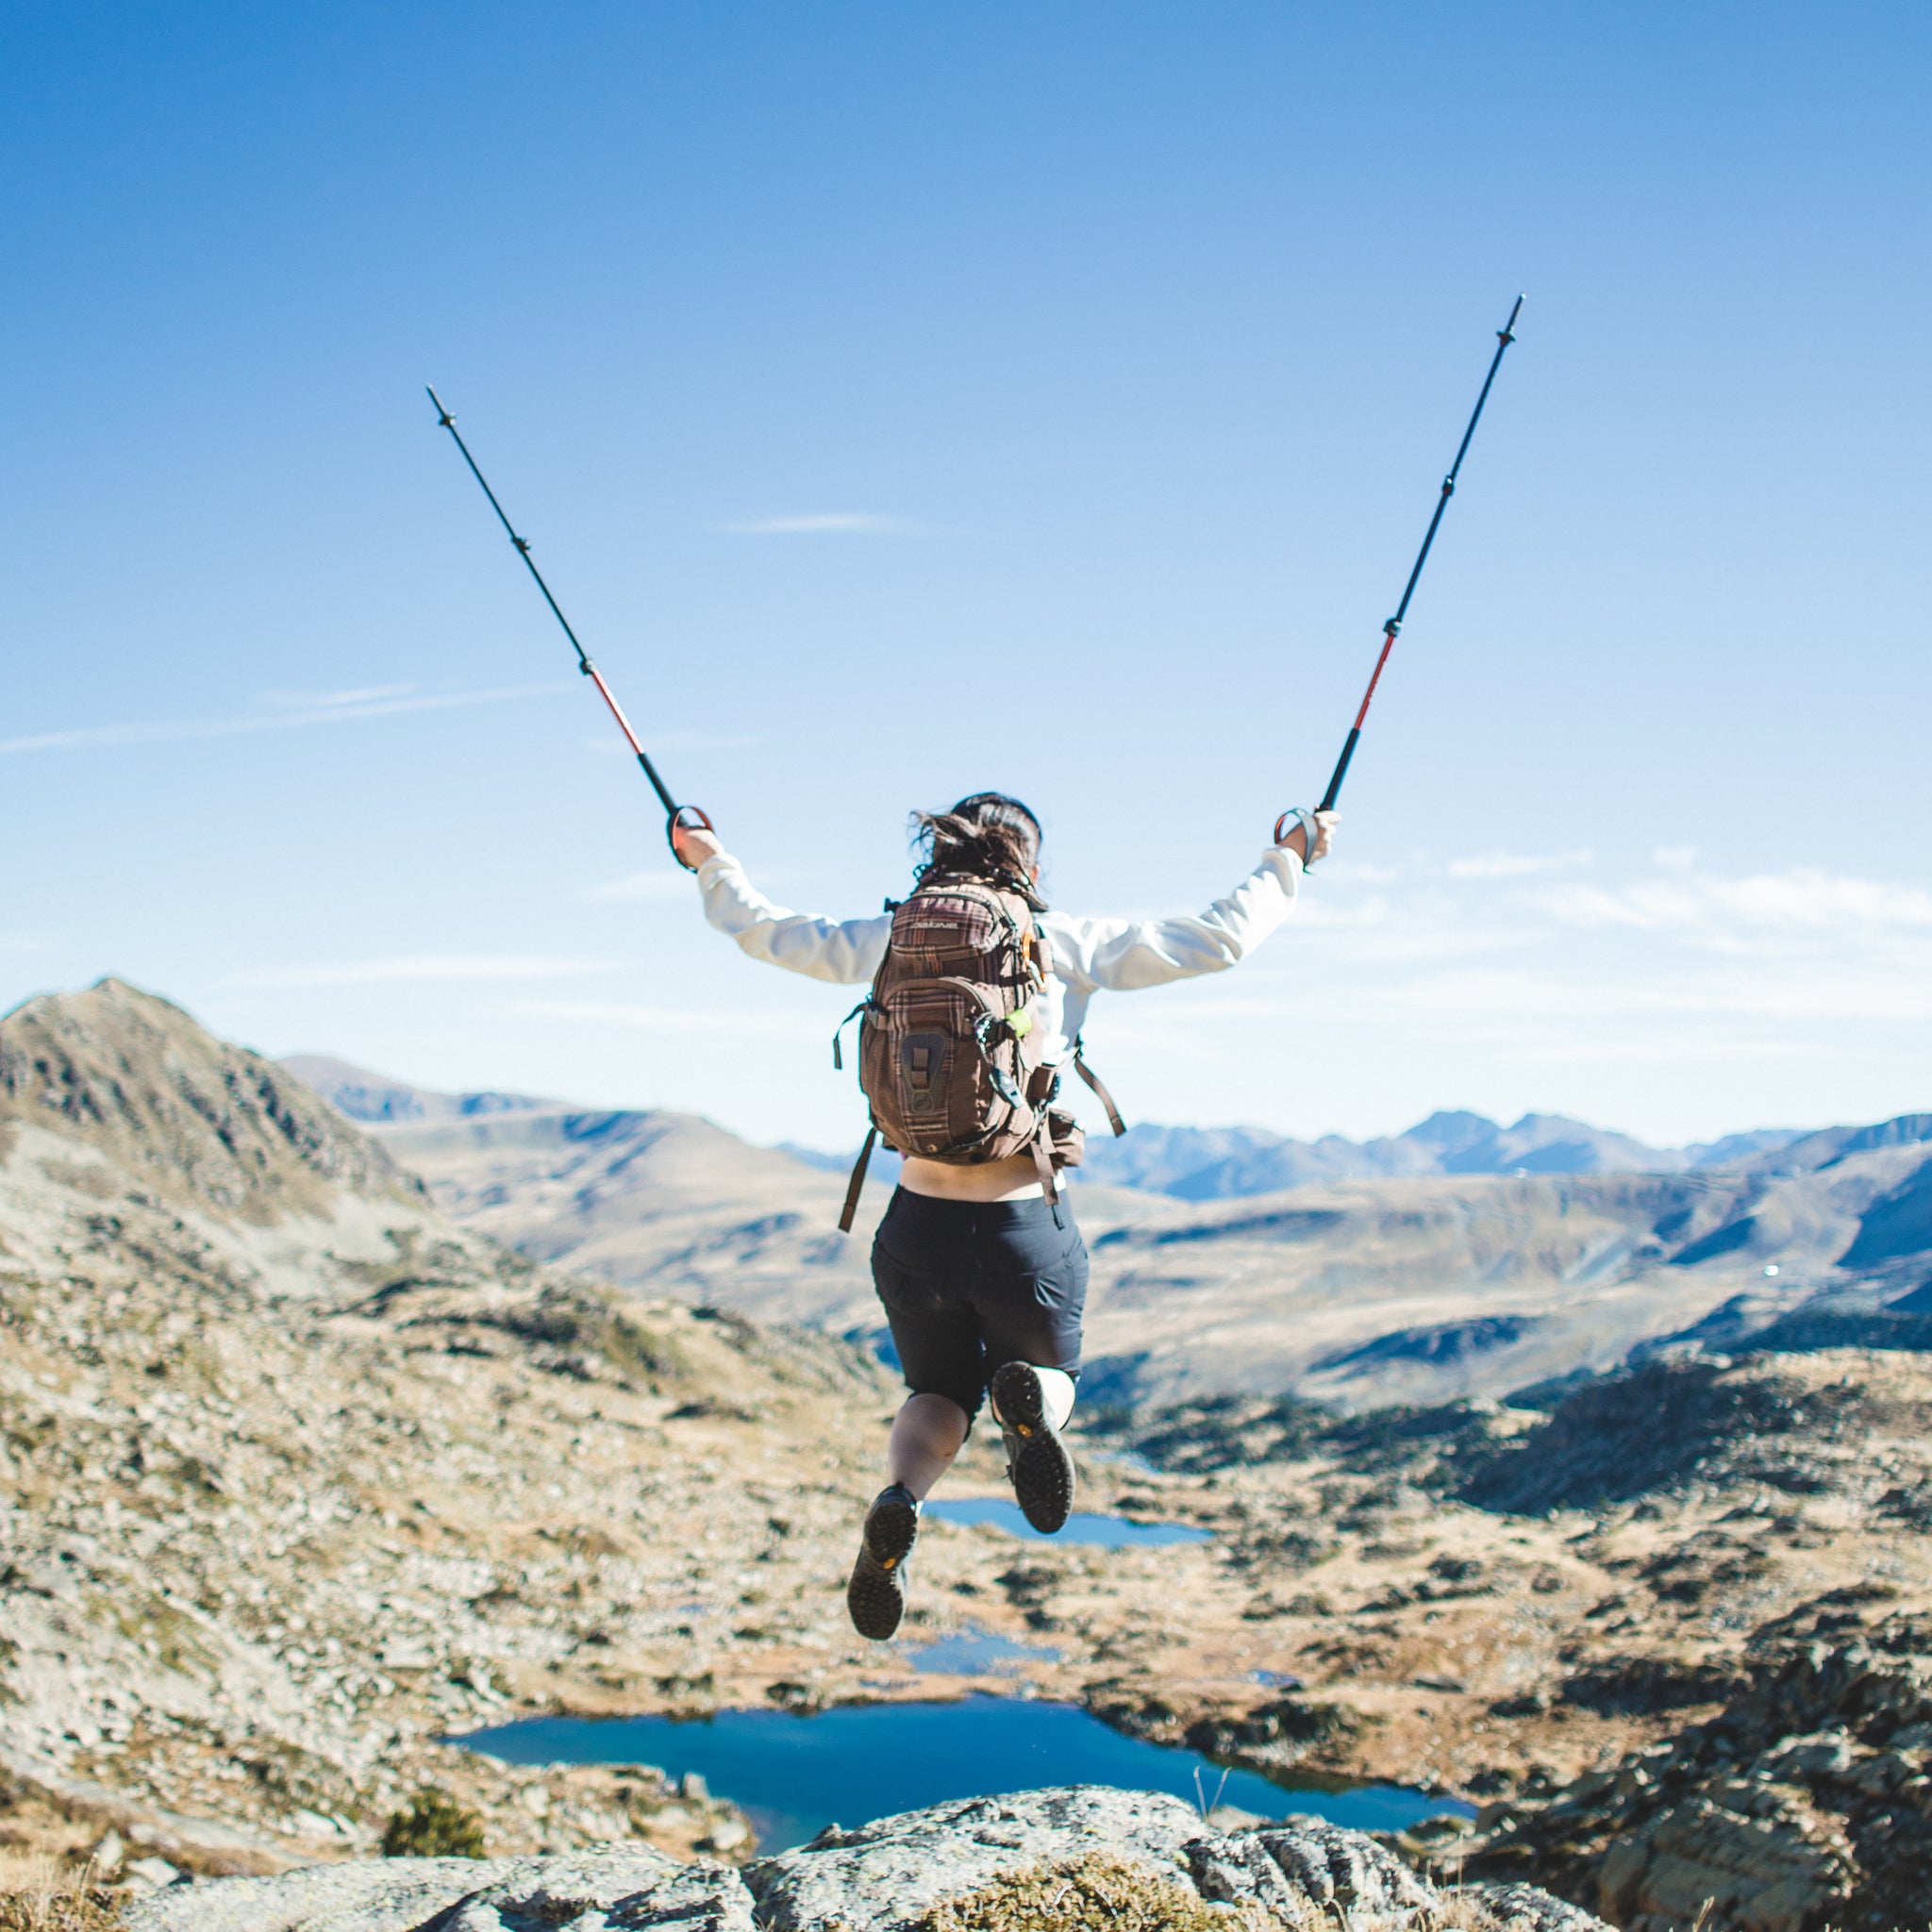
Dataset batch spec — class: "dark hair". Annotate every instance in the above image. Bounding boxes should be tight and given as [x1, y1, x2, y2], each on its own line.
[911, 792, 1044, 908]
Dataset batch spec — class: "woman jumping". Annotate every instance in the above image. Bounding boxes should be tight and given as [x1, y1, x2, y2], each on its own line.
[674, 795, 1335, 1640]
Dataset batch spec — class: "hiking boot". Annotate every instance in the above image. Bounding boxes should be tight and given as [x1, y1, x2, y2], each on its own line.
[846, 1482, 920, 1641]
[990, 1360, 1075, 1534]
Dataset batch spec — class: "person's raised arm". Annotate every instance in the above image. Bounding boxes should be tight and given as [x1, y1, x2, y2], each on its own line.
[1046, 811, 1337, 993]
[673, 821, 890, 986]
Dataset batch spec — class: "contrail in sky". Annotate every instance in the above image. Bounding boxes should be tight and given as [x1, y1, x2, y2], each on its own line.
[0, 682, 570, 756]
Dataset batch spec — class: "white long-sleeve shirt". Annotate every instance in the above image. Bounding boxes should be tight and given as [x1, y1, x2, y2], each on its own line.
[696, 846, 1305, 1070]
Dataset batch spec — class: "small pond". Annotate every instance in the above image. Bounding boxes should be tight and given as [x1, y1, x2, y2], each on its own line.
[458, 1698, 1469, 1853]
[904, 1625, 1060, 1674]
[923, 1497, 1210, 1547]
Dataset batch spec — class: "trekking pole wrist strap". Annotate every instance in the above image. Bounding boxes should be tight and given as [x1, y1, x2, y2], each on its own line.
[668, 804, 714, 874]
[1274, 806, 1315, 853]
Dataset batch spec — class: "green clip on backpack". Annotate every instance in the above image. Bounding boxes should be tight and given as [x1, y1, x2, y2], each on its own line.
[832, 873, 1125, 1232]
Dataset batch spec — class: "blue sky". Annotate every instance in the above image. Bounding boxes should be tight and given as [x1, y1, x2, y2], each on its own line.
[4, 2, 1928, 1150]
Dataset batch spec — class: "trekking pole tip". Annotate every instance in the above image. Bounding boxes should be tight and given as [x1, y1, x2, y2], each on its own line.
[425, 385, 455, 426]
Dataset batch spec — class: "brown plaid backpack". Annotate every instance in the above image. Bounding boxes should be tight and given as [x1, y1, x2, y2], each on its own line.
[834, 872, 1124, 1231]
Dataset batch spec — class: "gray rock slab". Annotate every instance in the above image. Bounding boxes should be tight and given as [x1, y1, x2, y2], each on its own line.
[748, 1785, 1208, 1930]
[426, 1849, 755, 1931]
[1188, 1815, 1437, 1916]
[122, 1857, 525, 1932]
[124, 1851, 758, 1932]
[1463, 1881, 1614, 1931]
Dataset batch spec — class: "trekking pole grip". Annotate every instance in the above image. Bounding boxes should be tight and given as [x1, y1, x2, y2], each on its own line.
[668, 804, 715, 873]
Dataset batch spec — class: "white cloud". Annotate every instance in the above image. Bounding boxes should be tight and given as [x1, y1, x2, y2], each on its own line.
[1542, 868, 1932, 937]
[715, 512, 913, 536]
[228, 955, 614, 990]
[1158, 852, 1932, 1048]
[0, 683, 571, 757]
[1445, 849, 1593, 880]
[255, 684, 419, 712]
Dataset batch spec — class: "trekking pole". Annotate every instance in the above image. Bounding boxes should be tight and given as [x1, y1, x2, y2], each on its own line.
[425, 388, 714, 869]
[1277, 295, 1524, 851]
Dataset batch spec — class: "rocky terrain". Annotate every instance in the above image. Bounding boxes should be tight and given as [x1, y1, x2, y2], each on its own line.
[0, 981, 899, 1876]
[1076, 1347, 1932, 1928]
[117, 1787, 1602, 1930]
[8, 982, 1932, 1928]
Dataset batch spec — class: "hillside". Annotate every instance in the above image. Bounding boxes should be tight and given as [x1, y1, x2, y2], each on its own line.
[275, 1055, 554, 1125]
[0, 981, 896, 1872]
[1089, 1347, 1932, 1930]
[10, 986, 1932, 1927]
[332, 1059, 1932, 1407]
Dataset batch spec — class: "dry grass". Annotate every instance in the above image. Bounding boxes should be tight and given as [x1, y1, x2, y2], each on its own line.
[0, 1856, 124, 1932]
[914, 1855, 1293, 1931]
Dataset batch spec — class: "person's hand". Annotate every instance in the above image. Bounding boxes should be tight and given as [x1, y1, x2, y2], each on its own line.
[1277, 810, 1339, 865]
[672, 821, 724, 871]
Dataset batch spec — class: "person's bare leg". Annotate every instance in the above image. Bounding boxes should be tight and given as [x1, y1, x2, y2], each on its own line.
[850, 1400, 957, 1641]
[887, 1391, 971, 1500]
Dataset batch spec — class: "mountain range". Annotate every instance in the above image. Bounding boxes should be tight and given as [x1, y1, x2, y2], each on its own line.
[1072, 1112, 1806, 1199]
[284, 1054, 1932, 1412]
[281, 1058, 1806, 1201]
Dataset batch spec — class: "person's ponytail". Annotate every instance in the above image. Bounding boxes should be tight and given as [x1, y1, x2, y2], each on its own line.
[910, 792, 1044, 909]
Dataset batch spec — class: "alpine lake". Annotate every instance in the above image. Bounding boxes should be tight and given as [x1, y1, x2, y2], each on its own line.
[457, 1504, 1470, 1852]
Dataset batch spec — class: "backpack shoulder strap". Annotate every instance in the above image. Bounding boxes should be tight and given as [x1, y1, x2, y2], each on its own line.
[839, 1125, 879, 1234]
[1027, 1126, 1063, 1229]
[1071, 1036, 1127, 1138]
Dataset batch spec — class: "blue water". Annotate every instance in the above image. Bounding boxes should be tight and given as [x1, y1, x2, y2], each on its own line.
[924, 1497, 1210, 1547]
[457, 1699, 1468, 1852]
[906, 1626, 1061, 1674]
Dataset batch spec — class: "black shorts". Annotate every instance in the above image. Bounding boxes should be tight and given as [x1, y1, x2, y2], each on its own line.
[871, 1189, 1090, 1424]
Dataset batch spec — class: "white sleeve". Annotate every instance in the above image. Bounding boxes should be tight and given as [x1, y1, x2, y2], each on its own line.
[1044, 847, 1304, 993]
[695, 852, 891, 986]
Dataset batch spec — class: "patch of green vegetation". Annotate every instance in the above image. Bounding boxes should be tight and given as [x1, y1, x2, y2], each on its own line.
[914, 1856, 1278, 1931]
[379, 1788, 486, 1858]
[600, 1312, 691, 1388]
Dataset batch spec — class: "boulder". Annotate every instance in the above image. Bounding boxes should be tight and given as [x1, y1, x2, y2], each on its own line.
[1467, 1882, 1620, 1931]
[1188, 1815, 1436, 1915]
[120, 1785, 1609, 1932]
[747, 1787, 1207, 1929]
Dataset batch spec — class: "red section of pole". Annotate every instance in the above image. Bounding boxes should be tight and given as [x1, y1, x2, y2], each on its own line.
[584, 664, 648, 761]
[1352, 627, 1399, 733]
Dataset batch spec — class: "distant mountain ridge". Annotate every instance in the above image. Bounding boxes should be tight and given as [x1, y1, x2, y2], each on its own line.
[288, 1059, 1804, 1202]
[1072, 1110, 1806, 1200]
[277, 1053, 556, 1124]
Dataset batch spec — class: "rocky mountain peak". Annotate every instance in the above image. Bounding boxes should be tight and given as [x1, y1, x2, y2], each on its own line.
[0, 976, 414, 1222]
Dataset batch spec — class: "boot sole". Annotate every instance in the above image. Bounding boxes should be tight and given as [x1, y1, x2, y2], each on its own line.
[847, 1491, 919, 1641]
[991, 1361, 1075, 1535]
